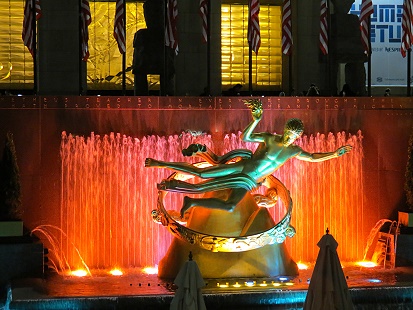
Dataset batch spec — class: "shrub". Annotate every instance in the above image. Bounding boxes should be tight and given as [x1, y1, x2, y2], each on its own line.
[0, 132, 22, 221]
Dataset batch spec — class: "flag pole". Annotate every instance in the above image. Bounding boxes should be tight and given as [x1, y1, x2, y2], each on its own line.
[248, 1, 252, 96]
[288, 54, 293, 95]
[249, 48, 253, 95]
[206, 0, 211, 95]
[32, 0, 37, 95]
[367, 15, 372, 96]
[407, 48, 412, 97]
[122, 0, 126, 95]
[163, 0, 167, 96]
[289, 0, 293, 95]
[327, 0, 332, 95]
[79, 0, 82, 95]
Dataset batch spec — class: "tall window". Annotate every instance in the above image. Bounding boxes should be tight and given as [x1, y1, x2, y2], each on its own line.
[87, 2, 148, 91]
[221, 4, 282, 91]
[0, 0, 34, 91]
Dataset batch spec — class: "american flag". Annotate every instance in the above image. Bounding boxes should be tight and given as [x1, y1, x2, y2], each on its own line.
[359, 0, 373, 54]
[22, 0, 42, 58]
[199, 0, 208, 43]
[319, 0, 328, 55]
[248, 0, 260, 54]
[81, 0, 92, 61]
[282, 0, 293, 55]
[113, 0, 126, 54]
[165, 0, 179, 55]
[401, 0, 413, 58]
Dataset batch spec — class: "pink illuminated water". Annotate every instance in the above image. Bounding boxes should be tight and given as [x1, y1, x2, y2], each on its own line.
[55, 130, 363, 271]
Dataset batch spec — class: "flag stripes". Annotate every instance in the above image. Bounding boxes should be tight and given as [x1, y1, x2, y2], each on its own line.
[199, 0, 208, 43]
[282, 0, 293, 55]
[319, 0, 328, 55]
[402, 0, 413, 58]
[359, 0, 373, 54]
[113, 0, 126, 54]
[248, 0, 261, 54]
[165, 0, 179, 55]
[22, 0, 42, 58]
[81, 0, 92, 62]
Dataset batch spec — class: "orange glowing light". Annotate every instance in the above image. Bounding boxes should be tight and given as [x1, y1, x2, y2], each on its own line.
[142, 266, 158, 275]
[297, 262, 309, 270]
[109, 269, 123, 276]
[233, 282, 241, 288]
[71, 269, 88, 277]
[356, 261, 377, 268]
[259, 281, 268, 287]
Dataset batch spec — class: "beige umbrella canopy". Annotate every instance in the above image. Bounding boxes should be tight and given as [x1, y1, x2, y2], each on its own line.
[170, 252, 207, 310]
[304, 229, 354, 310]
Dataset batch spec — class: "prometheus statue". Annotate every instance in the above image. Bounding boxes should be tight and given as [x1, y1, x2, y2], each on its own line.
[145, 99, 352, 218]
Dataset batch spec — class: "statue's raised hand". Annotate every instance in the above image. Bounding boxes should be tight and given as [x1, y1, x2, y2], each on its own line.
[244, 99, 263, 120]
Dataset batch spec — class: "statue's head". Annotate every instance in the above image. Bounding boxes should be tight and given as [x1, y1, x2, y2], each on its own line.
[283, 118, 304, 146]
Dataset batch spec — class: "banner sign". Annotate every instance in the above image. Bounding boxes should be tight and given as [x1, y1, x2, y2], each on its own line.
[351, 0, 409, 86]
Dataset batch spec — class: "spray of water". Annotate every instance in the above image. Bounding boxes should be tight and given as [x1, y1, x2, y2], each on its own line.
[31, 224, 91, 275]
[52, 130, 364, 270]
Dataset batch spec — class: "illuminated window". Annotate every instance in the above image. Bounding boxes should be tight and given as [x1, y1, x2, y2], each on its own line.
[0, 2, 282, 93]
[0, 0, 34, 91]
[221, 4, 282, 91]
[87, 2, 155, 91]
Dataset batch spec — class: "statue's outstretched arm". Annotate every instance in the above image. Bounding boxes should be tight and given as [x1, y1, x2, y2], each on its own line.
[296, 145, 353, 162]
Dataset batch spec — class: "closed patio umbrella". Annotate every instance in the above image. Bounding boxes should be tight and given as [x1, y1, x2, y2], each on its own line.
[303, 229, 354, 310]
[170, 252, 207, 310]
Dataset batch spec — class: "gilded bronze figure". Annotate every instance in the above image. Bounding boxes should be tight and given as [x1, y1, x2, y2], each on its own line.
[145, 99, 352, 218]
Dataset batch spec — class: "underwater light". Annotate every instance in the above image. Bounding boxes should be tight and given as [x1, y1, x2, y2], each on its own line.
[297, 262, 309, 270]
[71, 269, 88, 277]
[356, 261, 377, 268]
[367, 279, 381, 283]
[245, 281, 256, 287]
[109, 269, 123, 276]
[217, 282, 229, 288]
[233, 282, 241, 288]
[142, 266, 158, 275]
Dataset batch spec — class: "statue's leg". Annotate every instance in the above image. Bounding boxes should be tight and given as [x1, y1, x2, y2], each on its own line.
[145, 158, 243, 179]
[145, 158, 202, 176]
[181, 187, 248, 217]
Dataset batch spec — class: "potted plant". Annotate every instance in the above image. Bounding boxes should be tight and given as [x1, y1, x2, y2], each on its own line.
[0, 132, 23, 236]
[399, 131, 413, 227]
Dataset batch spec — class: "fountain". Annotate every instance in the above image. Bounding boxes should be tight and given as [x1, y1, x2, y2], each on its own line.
[53, 122, 364, 273]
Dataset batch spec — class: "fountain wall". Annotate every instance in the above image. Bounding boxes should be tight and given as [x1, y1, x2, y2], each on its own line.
[0, 96, 412, 270]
